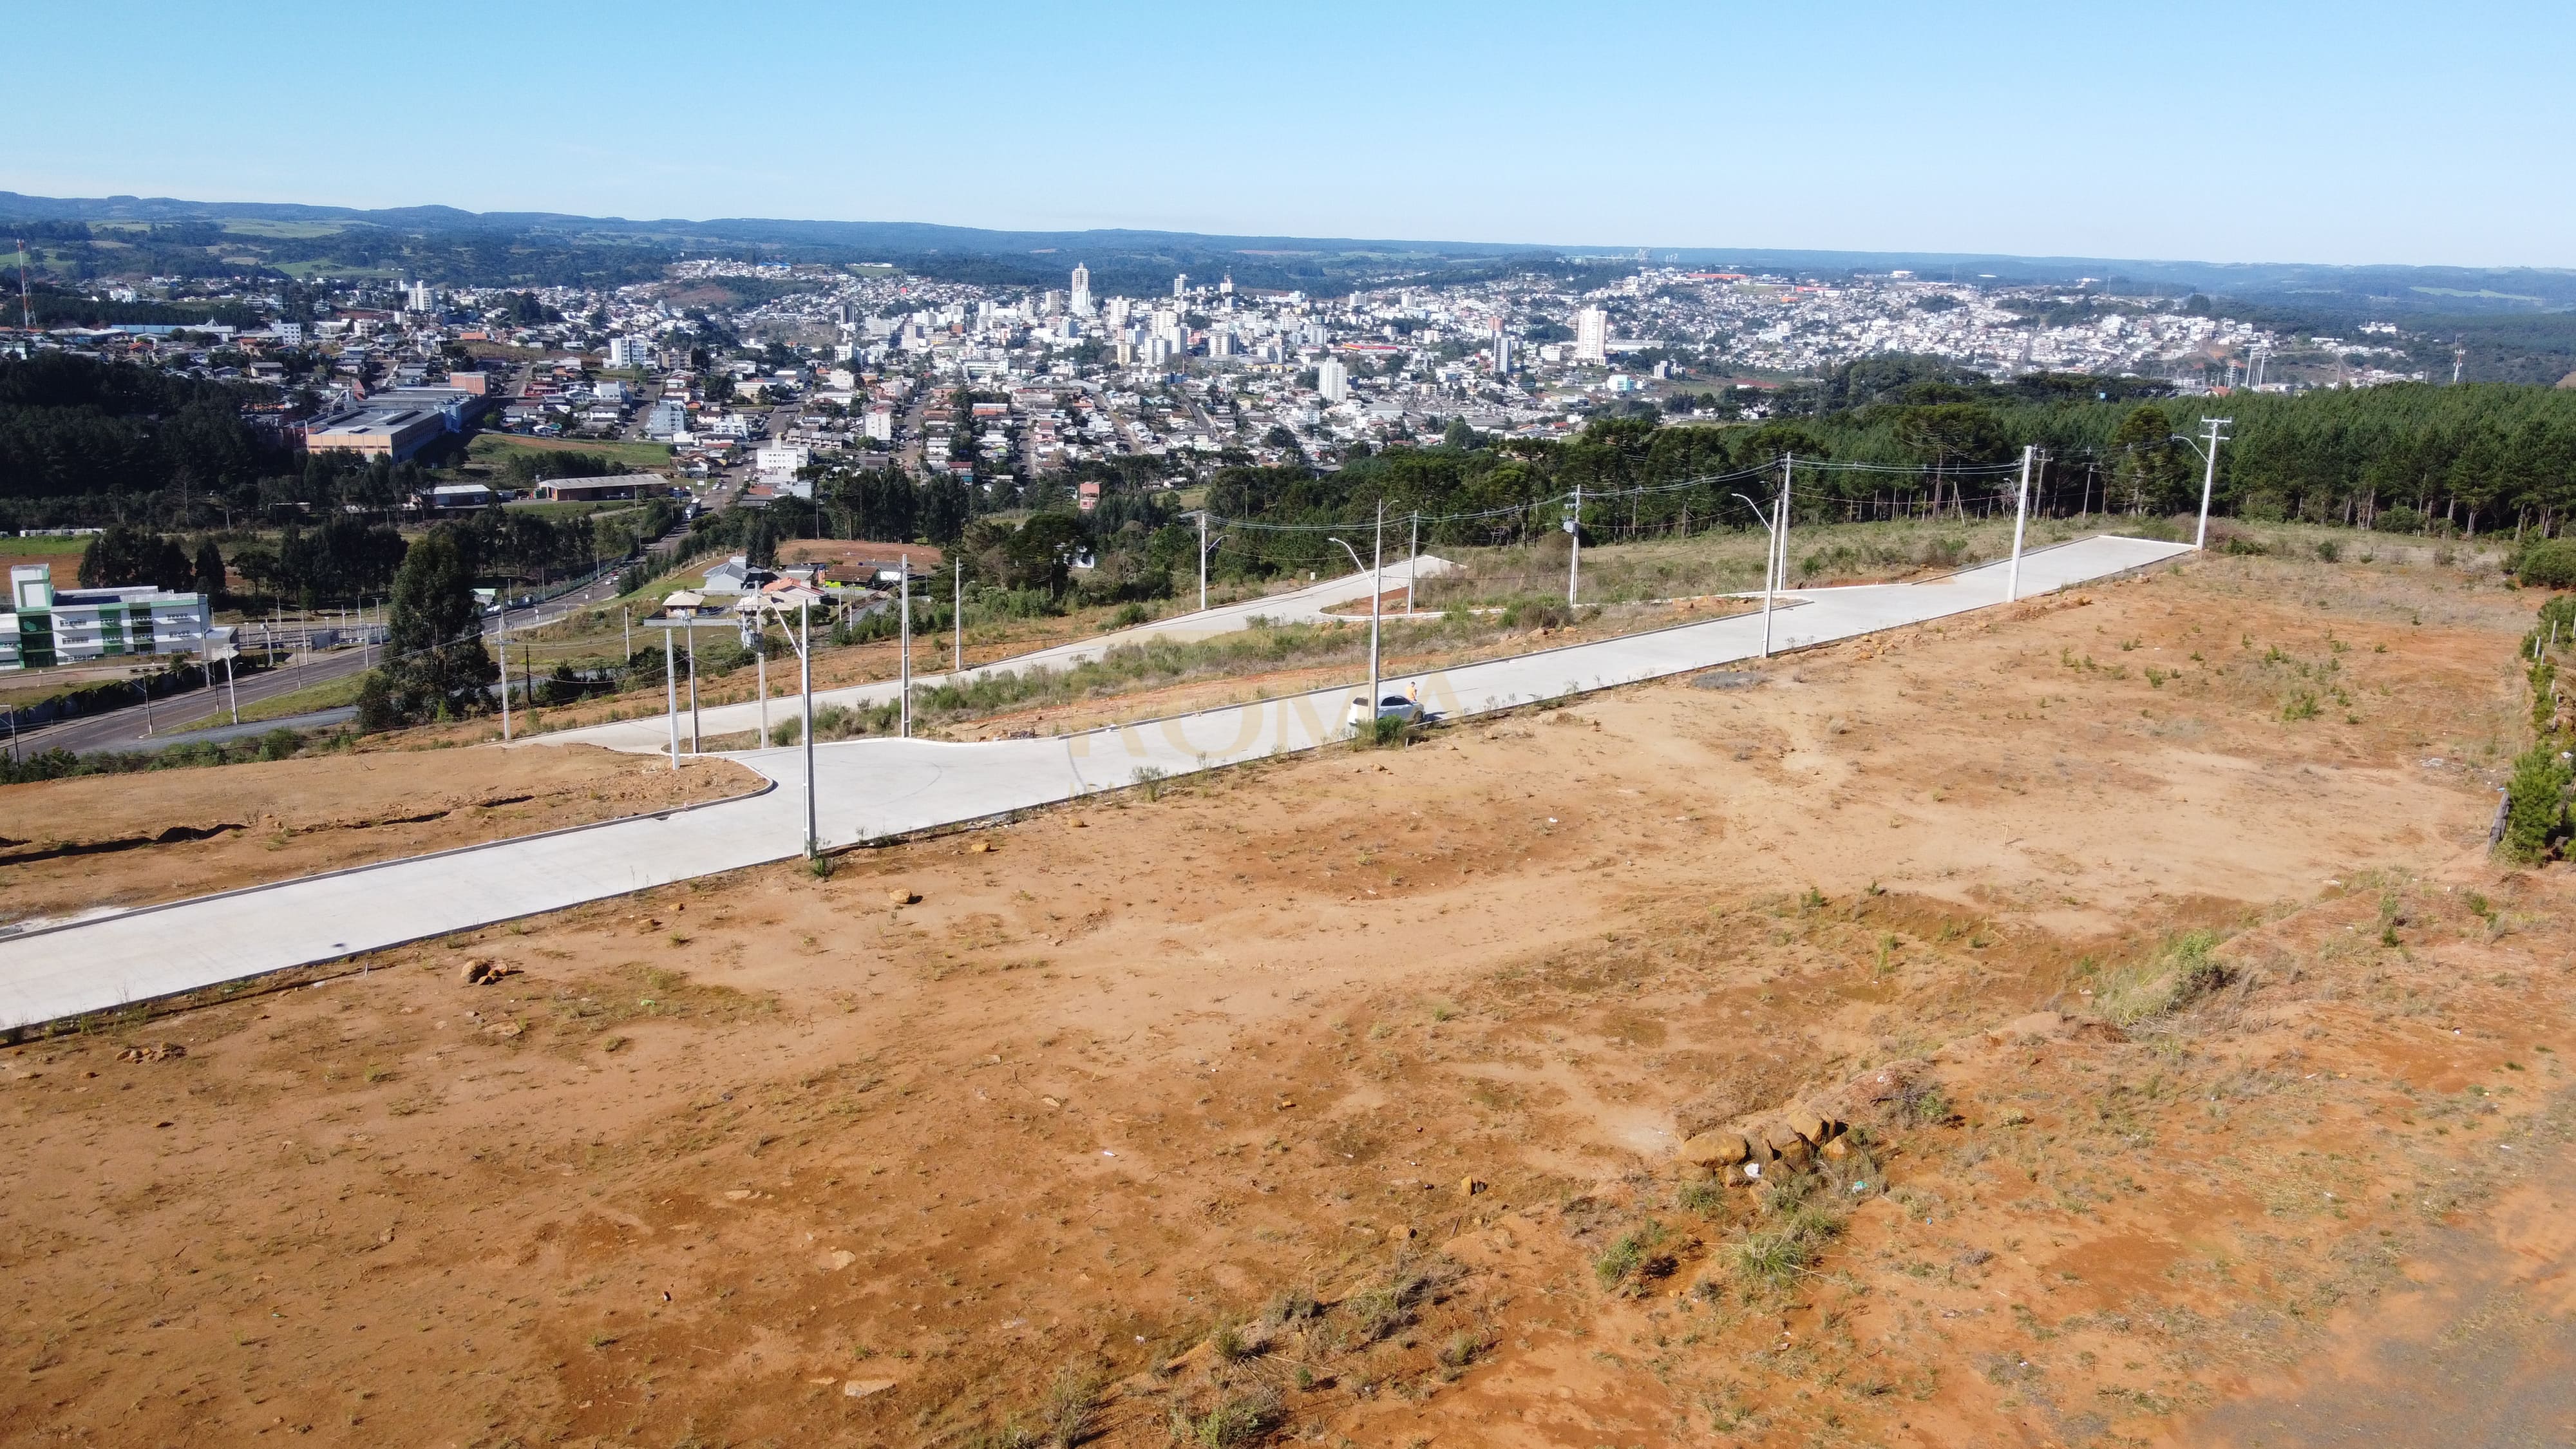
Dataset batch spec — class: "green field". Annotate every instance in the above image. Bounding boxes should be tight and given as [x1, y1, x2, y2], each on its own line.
[170, 671, 365, 733]
[216, 218, 349, 239]
[272, 260, 402, 279]
[469, 434, 674, 473]
[501, 499, 659, 521]
[2, 535, 98, 556]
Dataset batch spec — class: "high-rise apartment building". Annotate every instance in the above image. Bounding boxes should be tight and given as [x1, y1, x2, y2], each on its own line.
[1574, 307, 1609, 365]
[1173, 273, 1188, 298]
[1070, 263, 1092, 316]
[1316, 357, 1349, 403]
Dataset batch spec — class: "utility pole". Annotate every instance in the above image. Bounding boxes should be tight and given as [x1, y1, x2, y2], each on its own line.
[2006, 445, 2033, 601]
[622, 605, 630, 659]
[1567, 482, 1582, 607]
[665, 625, 679, 770]
[754, 612, 768, 746]
[2192, 417, 2232, 550]
[952, 559, 963, 673]
[686, 620, 699, 751]
[1197, 508, 1209, 612]
[898, 554, 911, 739]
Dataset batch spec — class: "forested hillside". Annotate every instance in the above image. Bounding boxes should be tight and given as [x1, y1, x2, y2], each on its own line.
[0, 353, 288, 510]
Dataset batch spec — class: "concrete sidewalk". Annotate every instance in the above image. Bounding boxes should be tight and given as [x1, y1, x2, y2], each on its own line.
[531, 555, 1457, 754]
[0, 535, 2187, 1032]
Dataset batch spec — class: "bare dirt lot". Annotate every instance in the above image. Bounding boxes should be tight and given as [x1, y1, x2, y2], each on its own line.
[5, 550, 2572, 1448]
[0, 747, 756, 928]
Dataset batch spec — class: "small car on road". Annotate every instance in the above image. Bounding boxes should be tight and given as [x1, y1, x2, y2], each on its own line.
[1347, 690, 1423, 729]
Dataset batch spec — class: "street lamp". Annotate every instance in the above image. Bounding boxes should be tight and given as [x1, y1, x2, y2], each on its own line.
[1733, 491, 1781, 659]
[1327, 502, 1385, 736]
[2170, 419, 2233, 550]
[743, 591, 822, 858]
[1184, 509, 1231, 613]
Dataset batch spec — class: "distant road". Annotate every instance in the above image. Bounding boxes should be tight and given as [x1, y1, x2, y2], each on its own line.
[14, 559, 644, 757]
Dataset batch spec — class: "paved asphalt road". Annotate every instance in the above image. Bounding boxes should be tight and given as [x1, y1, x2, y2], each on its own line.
[0, 534, 2188, 1030]
[13, 551, 652, 758]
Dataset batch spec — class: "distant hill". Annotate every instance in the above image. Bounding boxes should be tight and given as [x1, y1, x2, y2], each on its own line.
[4, 190, 2573, 319]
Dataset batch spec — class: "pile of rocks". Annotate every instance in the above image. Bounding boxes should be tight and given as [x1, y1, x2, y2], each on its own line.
[1674, 1106, 1857, 1182]
[456, 958, 521, 987]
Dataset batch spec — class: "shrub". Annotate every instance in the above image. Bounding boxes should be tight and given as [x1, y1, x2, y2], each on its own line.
[2095, 930, 2229, 1025]
[1593, 1220, 1674, 1292]
[2520, 540, 2576, 589]
[1172, 1387, 1282, 1448]
[2314, 538, 2342, 563]
[1262, 1289, 1320, 1327]
[2501, 744, 2571, 863]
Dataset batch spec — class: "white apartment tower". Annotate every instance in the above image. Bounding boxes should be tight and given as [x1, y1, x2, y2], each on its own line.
[1172, 272, 1188, 298]
[1070, 263, 1092, 316]
[1573, 306, 1609, 365]
[1316, 357, 1349, 403]
[404, 279, 434, 314]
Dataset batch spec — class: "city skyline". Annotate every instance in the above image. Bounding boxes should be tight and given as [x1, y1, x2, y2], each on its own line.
[7, 0, 2572, 269]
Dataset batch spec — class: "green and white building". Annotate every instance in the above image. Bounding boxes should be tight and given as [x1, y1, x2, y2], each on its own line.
[1, 564, 209, 672]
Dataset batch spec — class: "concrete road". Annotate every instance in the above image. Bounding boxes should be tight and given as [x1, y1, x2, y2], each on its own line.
[533, 554, 1461, 754]
[0, 534, 2186, 1030]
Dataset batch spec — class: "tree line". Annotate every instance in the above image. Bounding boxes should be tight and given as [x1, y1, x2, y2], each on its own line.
[1188, 368, 2576, 575]
[0, 353, 290, 516]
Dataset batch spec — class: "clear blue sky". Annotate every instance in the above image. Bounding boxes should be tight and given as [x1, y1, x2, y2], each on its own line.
[12, 0, 2571, 268]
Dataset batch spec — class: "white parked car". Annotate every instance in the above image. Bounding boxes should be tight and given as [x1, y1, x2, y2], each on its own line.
[1347, 690, 1423, 729]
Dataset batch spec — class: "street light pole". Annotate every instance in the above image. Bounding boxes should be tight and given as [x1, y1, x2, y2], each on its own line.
[898, 553, 911, 739]
[800, 600, 816, 857]
[2007, 444, 2033, 602]
[2192, 417, 2233, 550]
[663, 625, 678, 771]
[952, 559, 963, 673]
[1734, 489, 1779, 661]
[1197, 507, 1209, 612]
[1567, 482, 1582, 607]
[1406, 511, 1419, 616]
[498, 603, 511, 741]
[1370, 504, 1383, 717]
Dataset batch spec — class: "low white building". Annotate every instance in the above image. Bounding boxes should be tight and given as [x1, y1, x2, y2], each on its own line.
[1, 565, 209, 672]
[753, 444, 811, 480]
